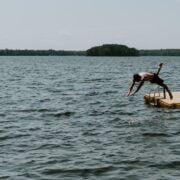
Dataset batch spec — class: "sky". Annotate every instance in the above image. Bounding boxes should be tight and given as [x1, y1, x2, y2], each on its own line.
[0, 0, 180, 50]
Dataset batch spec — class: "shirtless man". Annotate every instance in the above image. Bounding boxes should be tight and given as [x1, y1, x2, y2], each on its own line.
[127, 64, 173, 99]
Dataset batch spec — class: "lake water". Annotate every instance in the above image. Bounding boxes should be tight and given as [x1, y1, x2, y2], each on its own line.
[0, 56, 180, 180]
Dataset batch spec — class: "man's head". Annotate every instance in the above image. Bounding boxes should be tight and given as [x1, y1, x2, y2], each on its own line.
[133, 74, 141, 82]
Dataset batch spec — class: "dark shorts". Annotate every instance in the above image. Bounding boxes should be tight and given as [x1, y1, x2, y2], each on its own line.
[150, 73, 164, 84]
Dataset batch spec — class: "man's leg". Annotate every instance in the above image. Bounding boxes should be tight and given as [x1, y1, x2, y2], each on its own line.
[159, 83, 173, 100]
[163, 87, 166, 99]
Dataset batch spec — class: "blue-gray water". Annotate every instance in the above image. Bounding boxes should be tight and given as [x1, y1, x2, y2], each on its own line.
[0, 56, 180, 180]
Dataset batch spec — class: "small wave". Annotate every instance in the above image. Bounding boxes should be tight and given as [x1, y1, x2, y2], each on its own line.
[39, 98, 51, 102]
[88, 110, 104, 116]
[85, 91, 99, 96]
[88, 109, 134, 117]
[106, 110, 135, 116]
[142, 133, 169, 137]
[15, 108, 54, 113]
[0, 129, 5, 133]
[41, 111, 75, 118]
[103, 90, 117, 95]
[42, 166, 113, 175]
[0, 133, 30, 141]
[83, 78, 106, 83]
[110, 117, 121, 123]
[89, 101, 102, 105]
[54, 111, 75, 117]
[38, 109, 53, 112]
[48, 89, 64, 93]
[29, 127, 41, 131]
[149, 161, 180, 169]
[0, 175, 10, 179]
[120, 159, 142, 165]
[0, 113, 6, 117]
[32, 143, 61, 150]
[171, 131, 180, 136]
[0, 135, 10, 141]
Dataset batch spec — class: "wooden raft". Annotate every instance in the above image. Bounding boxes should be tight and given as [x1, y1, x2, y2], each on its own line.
[144, 92, 180, 108]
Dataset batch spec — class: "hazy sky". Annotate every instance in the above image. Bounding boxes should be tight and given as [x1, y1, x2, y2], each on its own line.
[0, 0, 180, 50]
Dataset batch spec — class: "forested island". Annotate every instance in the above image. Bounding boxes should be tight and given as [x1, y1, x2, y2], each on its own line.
[86, 44, 139, 56]
[0, 44, 180, 56]
[86, 45, 180, 56]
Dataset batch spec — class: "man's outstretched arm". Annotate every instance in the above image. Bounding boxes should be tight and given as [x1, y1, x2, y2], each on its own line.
[127, 80, 135, 96]
[131, 80, 144, 95]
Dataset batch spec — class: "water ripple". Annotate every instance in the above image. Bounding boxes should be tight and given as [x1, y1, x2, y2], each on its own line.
[42, 166, 114, 175]
[1, 56, 180, 180]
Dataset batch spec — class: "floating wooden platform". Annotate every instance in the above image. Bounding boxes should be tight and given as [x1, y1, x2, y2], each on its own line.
[144, 92, 180, 108]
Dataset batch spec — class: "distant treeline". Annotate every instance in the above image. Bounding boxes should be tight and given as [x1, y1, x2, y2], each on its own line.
[86, 44, 139, 56]
[0, 49, 86, 56]
[139, 49, 180, 56]
[1, 45, 180, 56]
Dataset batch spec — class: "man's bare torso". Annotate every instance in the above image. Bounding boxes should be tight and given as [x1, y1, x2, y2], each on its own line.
[138, 72, 154, 81]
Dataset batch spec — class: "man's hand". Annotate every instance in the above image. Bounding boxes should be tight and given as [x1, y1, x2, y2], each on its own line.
[127, 92, 131, 96]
